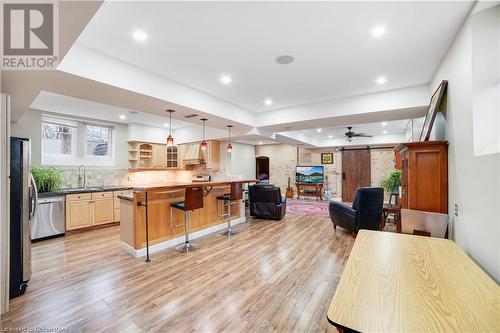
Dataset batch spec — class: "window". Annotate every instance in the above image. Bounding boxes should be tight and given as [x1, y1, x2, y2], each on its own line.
[41, 118, 77, 164]
[85, 124, 112, 158]
[41, 116, 115, 166]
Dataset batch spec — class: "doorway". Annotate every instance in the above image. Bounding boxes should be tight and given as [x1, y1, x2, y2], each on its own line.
[341, 149, 371, 202]
[255, 156, 269, 181]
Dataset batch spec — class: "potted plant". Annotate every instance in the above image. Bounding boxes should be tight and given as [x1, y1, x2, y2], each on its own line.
[31, 166, 63, 192]
[380, 169, 402, 198]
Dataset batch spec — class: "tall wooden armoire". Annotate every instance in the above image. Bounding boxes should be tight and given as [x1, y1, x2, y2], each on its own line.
[395, 141, 448, 214]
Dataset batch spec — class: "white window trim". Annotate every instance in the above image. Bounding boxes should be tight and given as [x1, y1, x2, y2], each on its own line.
[41, 116, 117, 167]
[84, 123, 114, 159]
[41, 118, 77, 166]
[83, 125, 116, 166]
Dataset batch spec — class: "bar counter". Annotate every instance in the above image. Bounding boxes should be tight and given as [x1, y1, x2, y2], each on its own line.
[119, 180, 256, 257]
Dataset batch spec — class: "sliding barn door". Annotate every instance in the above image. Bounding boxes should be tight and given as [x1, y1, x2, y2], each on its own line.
[341, 149, 371, 202]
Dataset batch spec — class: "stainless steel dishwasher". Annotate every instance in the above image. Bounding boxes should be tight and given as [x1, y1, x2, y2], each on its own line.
[31, 196, 65, 241]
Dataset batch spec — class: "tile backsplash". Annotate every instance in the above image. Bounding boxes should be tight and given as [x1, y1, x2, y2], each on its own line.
[58, 168, 129, 188]
[57, 166, 226, 189]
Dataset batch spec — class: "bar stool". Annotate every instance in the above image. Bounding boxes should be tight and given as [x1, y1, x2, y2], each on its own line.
[217, 182, 243, 236]
[171, 186, 204, 252]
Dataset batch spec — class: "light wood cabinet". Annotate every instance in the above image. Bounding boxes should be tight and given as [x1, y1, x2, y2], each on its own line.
[113, 190, 132, 222]
[178, 141, 220, 170]
[166, 146, 178, 168]
[203, 141, 220, 170]
[128, 141, 179, 170]
[92, 192, 114, 225]
[66, 191, 117, 230]
[152, 144, 166, 168]
[66, 199, 92, 230]
[177, 144, 186, 169]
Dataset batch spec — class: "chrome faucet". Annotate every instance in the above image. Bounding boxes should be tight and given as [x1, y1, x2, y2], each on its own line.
[78, 165, 86, 189]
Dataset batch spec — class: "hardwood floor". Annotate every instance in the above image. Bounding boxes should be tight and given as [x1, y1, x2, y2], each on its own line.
[1, 214, 355, 333]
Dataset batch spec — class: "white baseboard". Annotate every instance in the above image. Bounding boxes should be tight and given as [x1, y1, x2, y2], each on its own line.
[121, 216, 247, 258]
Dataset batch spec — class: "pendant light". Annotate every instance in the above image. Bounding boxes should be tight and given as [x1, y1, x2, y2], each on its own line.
[226, 125, 233, 153]
[165, 109, 175, 147]
[200, 118, 208, 150]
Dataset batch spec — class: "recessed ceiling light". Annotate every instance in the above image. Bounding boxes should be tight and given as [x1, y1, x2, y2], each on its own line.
[264, 98, 273, 106]
[382, 121, 387, 126]
[119, 115, 126, 120]
[328, 135, 333, 139]
[376, 76, 387, 85]
[133, 30, 148, 42]
[371, 25, 386, 38]
[258, 141, 263, 145]
[164, 123, 169, 127]
[220, 74, 232, 85]
[383, 130, 388, 134]
[316, 128, 322, 133]
[276, 55, 295, 65]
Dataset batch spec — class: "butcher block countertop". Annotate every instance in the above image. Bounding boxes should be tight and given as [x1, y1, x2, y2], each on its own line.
[132, 179, 258, 192]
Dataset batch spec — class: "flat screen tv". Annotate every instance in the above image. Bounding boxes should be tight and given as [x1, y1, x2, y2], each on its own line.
[296, 166, 324, 184]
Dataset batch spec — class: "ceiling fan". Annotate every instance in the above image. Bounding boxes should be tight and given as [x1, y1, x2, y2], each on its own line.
[345, 126, 372, 142]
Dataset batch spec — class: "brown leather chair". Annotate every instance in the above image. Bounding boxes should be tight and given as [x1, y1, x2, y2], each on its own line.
[248, 184, 286, 220]
[217, 182, 243, 236]
[171, 186, 204, 252]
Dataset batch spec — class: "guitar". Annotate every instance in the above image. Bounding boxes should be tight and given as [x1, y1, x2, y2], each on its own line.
[286, 176, 294, 198]
[323, 175, 332, 201]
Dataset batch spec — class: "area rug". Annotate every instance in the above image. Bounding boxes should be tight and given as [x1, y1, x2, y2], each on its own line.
[286, 198, 331, 218]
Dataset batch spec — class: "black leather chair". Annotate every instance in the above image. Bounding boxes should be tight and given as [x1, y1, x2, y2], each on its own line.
[329, 187, 384, 233]
[248, 185, 286, 220]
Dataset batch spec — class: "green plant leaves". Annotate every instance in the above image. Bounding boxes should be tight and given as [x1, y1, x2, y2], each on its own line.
[380, 169, 402, 194]
[32, 166, 63, 193]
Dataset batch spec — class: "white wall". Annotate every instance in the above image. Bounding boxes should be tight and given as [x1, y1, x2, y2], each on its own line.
[431, 4, 500, 280]
[59, 45, 256, 126]
[257, 84, 430, 128]
[11, 109, 129, 168]
[127, 123, 169, 144]
[471, 5, 500, 155]
[218, 141, 256, 179]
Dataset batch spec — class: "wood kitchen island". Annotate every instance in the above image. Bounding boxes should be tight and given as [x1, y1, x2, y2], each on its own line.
[119, 180, 256, 257]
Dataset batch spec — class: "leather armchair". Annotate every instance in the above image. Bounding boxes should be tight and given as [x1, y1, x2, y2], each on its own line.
[249, 185, 287, 220]
[329, 187, 384, 232]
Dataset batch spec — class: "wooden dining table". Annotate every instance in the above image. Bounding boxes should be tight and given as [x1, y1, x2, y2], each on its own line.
[327, 230, 500, 332]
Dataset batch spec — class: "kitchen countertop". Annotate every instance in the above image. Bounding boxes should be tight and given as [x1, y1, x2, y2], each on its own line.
[117, 194, 133, 201]
[39, 186, 133, 198]
[132, 179, 258, 192]
[39, 180, 258, 198]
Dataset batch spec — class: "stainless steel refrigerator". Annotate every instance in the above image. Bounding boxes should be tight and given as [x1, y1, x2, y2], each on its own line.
[9, 137, 37, 298]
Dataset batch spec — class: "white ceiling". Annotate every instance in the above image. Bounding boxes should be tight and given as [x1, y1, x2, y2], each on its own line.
[31, 91, 193, 129]
[75, 1, 472, 112]
[299, 119, 411, 140]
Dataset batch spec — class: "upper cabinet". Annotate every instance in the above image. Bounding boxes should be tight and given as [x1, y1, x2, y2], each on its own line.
[179, 140, 220, 170]
[128, 141, 179, 170]
[166, 146, 179, 168]
[202, 141, 220, 170]
[152, 144, 166, 168]
[128, 140, 219, 171]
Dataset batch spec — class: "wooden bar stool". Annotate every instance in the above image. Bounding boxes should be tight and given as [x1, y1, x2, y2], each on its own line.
[171, 186, 204, 252]
[217, 182, 243, 236]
